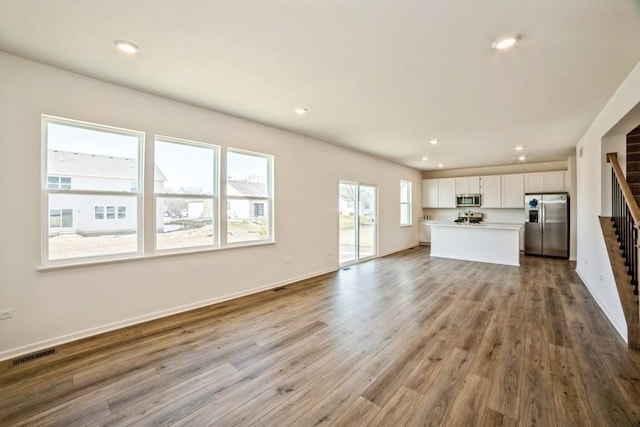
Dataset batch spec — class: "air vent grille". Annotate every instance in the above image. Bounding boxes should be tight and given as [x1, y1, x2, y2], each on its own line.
[12, 348, 56, 366]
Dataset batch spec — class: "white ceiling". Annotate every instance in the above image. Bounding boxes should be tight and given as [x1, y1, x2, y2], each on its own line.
[1, 1, 639, 171]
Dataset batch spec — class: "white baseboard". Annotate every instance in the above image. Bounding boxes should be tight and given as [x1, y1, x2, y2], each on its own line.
[575, 267, 627, 343]
[0, 267, 337, 363]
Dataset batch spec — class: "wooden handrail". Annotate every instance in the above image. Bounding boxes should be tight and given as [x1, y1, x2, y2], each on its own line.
[607, 152, 640, 226]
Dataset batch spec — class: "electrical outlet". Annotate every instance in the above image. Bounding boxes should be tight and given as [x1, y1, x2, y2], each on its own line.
[0, 309, 14, 320]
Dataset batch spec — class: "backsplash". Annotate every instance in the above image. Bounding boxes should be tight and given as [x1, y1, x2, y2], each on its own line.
[422, 208, 525, 224]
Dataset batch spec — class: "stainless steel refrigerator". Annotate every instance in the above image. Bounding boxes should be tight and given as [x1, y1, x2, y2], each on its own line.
[524, 193, 569, 258]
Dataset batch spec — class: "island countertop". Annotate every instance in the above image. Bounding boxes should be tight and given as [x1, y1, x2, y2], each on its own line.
[429, 222, 521, 266]
[429, 222, 522, 230]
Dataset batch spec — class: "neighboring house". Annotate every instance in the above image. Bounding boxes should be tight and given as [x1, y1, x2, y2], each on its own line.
[339, 191, 374, 217]
[227, 180, 268, 222]
[48, 150, 166, 235]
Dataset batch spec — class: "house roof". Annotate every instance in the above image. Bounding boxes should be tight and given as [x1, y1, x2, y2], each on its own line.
[48, 150, 166, 181]
[227, 181, 269, 198]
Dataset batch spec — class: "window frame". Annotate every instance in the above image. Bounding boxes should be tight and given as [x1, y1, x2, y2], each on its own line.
[41, 115, 144, 265]
[226, 148, 274, 245]
[400, 180, 412, 227]
[49, 208, 73, 229]
[39, 115, 279, 270]
[47, 175, 72, 190]
[154, 135, 220, 253]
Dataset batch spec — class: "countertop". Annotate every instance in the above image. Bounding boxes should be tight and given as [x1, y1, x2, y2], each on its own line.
[421, 220, 522, 230]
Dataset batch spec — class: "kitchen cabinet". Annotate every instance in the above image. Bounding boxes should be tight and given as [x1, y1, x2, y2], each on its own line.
[524, 173, 545, 193]
[544, 171, 565, 192]
[480, 175, 501, 208]
[455, 176, 480, 195]
[422, 179, 439, 208]
[419, 222, 431, 244]
[438, 178, 456, 208]
[501, 173, 524, 208]
[524, 171, 566, 193]
[422, 178, 456, 208]
[564, 171, 570, 193]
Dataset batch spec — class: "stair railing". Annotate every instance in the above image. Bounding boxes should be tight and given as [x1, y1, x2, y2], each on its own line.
[608, 152, 640, 296]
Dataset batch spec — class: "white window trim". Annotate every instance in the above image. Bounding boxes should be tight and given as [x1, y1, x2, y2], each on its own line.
[41, 115, 144, 266]
[226, 147, 275, 245]
[39, 116, 277, 269]
[154, 135, 220, 253]
[400, 180, 412, 227]
[49, 208, 73, 229]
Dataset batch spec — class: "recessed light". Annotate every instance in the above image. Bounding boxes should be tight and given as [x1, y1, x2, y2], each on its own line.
[514, 145, 525, 151]
[492, 36, 519, 50]
[114, 40, 140, 55]
[421, 156, 429, 161]
[293, 107, 308, 116]
[438, 163, 444, 168]
[518, 155, 526, 161]
[429, 139, 439, 145]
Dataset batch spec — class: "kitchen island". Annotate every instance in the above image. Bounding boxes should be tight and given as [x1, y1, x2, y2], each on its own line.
[429, 222, 522, 266]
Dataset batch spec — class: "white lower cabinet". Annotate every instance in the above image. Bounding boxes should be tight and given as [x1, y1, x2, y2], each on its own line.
[419, 222, 431, 244]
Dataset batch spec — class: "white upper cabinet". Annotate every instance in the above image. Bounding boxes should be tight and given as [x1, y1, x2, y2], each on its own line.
[455, 176, 480, 194]
[501, 173, 524, 208]
[438, 178, 457, 208]
[544, 171, 565, 192]
[480, 175, 501, 208]
[424, 171, 565, 209]
[524, 171, 566, 193]
[524, 172, 545, 193]
[422, 178, 456, 208]
[422, 179, 439, 208]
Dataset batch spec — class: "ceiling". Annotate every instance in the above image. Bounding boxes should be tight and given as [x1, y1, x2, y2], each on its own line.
[1, 1, 639, 171]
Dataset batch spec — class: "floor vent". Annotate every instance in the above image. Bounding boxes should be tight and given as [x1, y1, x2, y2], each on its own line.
[342, 267, 351, 270]
[273, 286, 287, 291]
[12, 348, 56, 366]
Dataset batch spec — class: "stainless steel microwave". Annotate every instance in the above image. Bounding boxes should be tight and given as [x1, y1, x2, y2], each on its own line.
[456, 194, 481, 207]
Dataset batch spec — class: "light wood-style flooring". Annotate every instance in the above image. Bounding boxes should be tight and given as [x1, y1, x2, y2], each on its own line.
[2, 246, 640, 426]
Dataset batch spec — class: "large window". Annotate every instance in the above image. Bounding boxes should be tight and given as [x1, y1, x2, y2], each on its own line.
[42, 116, 274, 266]
[400, 180, 412, 226]
[155, 136, 218, 251]
[227, 149, 273, 243]
[43, 116, 142, 263]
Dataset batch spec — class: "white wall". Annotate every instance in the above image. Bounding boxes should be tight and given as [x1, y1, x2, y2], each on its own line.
[0, 52, 422, 360]
[568, 156, 577, 261]
[576, 61, 640, 342]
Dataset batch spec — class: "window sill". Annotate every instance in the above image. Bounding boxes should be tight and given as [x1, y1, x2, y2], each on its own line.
[400, 224, 413, 228]
[38, 240, 276, 271]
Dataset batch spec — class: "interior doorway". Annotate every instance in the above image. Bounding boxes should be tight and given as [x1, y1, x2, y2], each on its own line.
[339, 181, 378, 265]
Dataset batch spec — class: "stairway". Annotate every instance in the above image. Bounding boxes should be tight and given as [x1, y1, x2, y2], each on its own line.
[626, 126, 640, 205]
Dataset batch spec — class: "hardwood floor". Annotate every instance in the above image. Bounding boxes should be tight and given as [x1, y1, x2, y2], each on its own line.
[2, 246, 640, 426]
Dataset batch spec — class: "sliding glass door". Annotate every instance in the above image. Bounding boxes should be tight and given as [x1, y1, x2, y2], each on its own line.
[339, 181, 377, 265]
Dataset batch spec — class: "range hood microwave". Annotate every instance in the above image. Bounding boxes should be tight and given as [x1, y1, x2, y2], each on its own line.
[456, 194, 481, 207]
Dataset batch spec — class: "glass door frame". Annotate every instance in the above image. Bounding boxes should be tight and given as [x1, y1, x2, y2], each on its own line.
[339, 180, 378, 266]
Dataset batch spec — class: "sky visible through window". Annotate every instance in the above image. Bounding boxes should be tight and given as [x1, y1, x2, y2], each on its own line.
[48, 122, 266, 190]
